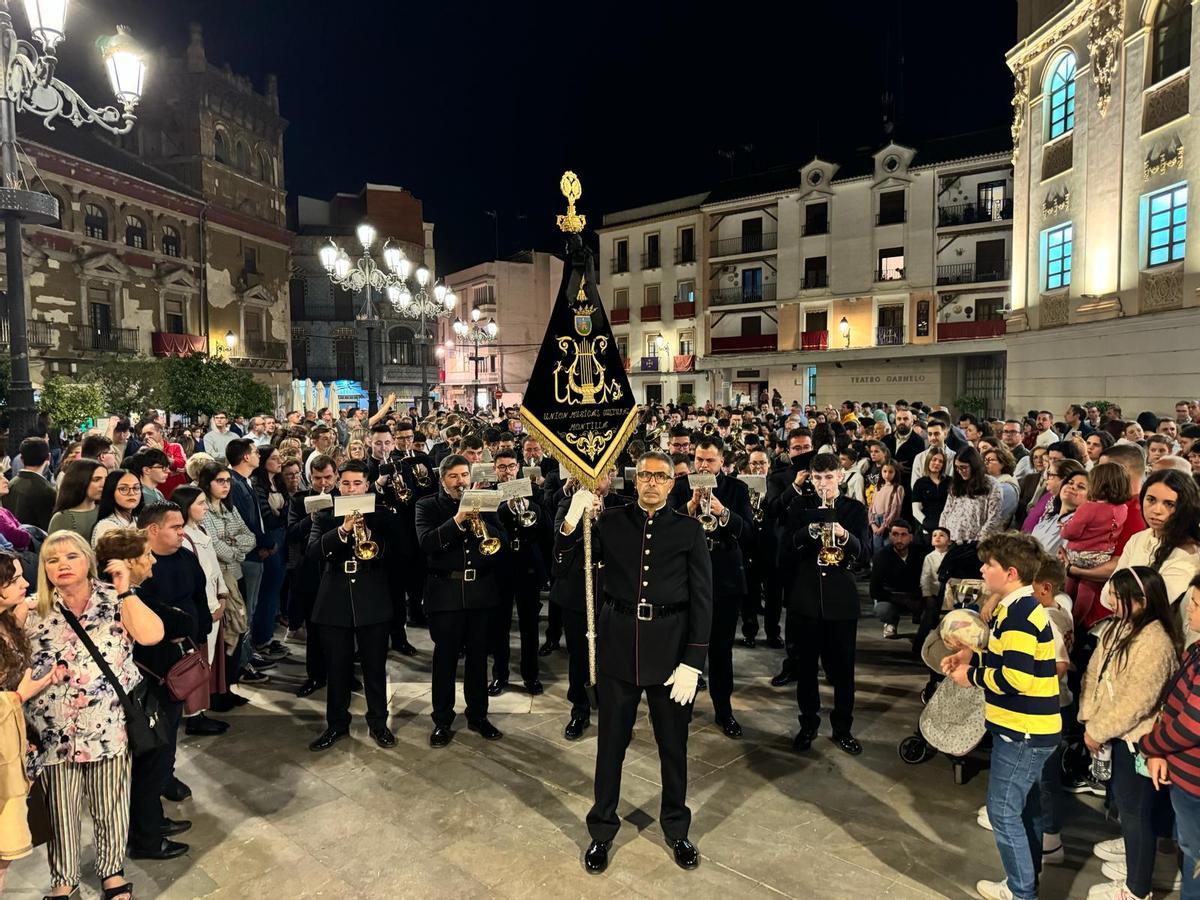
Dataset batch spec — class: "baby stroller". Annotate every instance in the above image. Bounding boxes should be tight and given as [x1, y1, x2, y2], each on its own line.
[897, 604, 989, 784]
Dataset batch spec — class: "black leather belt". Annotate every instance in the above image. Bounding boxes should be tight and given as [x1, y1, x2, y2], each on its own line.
[431, 569, 478, 582]
[607, 598, 689, 621]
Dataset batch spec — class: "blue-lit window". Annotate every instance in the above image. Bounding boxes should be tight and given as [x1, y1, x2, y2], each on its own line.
[1148, 185, 1187, 267]
[1048, 53, 1076, 139]
[1045, 223, 1072, 291]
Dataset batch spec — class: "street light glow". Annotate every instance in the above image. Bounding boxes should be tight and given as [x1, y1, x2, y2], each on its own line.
[98, 26, 147, 107]
[23, 0, 68, 50]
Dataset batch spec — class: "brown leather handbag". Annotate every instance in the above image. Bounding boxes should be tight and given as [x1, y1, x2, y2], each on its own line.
[164, 640, 212, 715]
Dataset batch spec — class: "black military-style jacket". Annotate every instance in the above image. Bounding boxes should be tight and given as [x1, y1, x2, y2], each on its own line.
[669, 471, 753, 597]
[311, 510, 396, 628]
[495, 484, 550, 586]
[415, 491, 508, 613]
[549, 492, 627, 612]
[781, 494, 869, 621]
[554, 502, 713, 686]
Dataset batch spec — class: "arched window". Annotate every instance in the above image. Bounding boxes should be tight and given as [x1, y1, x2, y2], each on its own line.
[236, 141, 250, 171]
[84, 203, 108, 240]
[124, 214, 147, 249]
[257, 149, 274, 185]
[1152, 0, 1191, 83]
[162, 225, 181, 258]
[1047, 52, 1076, 140]
[213, 129, 229, 164]
[388, 326, 415, 365]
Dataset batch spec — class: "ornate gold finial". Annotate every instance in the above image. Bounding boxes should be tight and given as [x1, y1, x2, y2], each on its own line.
[556, 171, 586, 233]
[577, 274, 588, 302]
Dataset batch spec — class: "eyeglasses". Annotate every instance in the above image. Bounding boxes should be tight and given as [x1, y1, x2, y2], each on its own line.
[635, 471, 672, 484]
[495, 464, 519, 472]
[212, 476, 232, 485]
[115, 485, 142, 495]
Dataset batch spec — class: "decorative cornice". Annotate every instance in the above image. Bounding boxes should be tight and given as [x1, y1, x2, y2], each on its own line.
[1145, 138, 1184, 179]
[1088, 0, 1124, 117]
[1043, 186, 1071, 216]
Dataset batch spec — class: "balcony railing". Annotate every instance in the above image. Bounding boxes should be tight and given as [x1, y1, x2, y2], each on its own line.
[936, 260, 1011, 285]
[640, 251, 661, 270]
[300, 366, 366, 383]
[711, 282, 777, 306]
[874, 267, 906, 282]
[876, 210, 906, 226]
[673, 301, 695, 319]
[640, 304, 662, 322]
[710, 334, 778, 354]
[937, 320, 1007, 341]
[610, 308, 630, 325]
[674, 247, 696, 264]
[72, 325, 139, 353]
[0, 319, 52, 347]
[876, 326, 904, 346]
[802, 271, 829, 289]
[801, 220, 829, 236]
[800, 330, 829, 351]
[937, 199, 1014, 227]
[231, 338, 288, 362]
[710, 232, 778, 257]
[673, 354, 695, 372]
[611, 258, 629, 275]
[151, 331, 206, 358]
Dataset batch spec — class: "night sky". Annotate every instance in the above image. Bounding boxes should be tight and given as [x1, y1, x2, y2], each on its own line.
[58, 1, 1017, 273]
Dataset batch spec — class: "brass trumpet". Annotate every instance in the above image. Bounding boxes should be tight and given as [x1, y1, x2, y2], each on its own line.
[750, 490, 764, 523]
[468, 507, 501, 555]
[509, 497, 537, 528]
[414, 462, 431, 488]
[350, 512, 379, 561]
[696, 487, 718, 532]
[806, 491, 844, 567]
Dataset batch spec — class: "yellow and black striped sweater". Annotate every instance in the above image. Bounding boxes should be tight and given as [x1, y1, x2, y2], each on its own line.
[968, 592, 1062, 746]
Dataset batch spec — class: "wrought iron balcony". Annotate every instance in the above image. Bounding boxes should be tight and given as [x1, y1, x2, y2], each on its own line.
[802, 271, 829, 289]
[936, 260, 1011, 286]
[0, 319, 52, 347]
[674, 247, 696, 264]
[640, 251, 661, 270]
[711, 282, 777, 306]
[710, 232, 778, 257]
[610, 308, 630, 325]
[876, 210, 906, 226]
[937, 199, 1014, 227]
[800, 330, 829, 351]
[640, 305, 662, 322]
[876, 326, 904, 346]
[710, 334, 778, 354]
[611, 258, 630, 275]
[230, 338, 289, 370]
[874, 267, 906, 282]
[151, 332, 206, 358]
[801, 220, 829, 236]
[72, 325, 139, 353]
[937, 320, 1007, 342]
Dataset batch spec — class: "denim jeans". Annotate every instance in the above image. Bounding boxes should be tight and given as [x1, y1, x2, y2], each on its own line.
[987, 735, 1056, 900]
[874, 600, 900, 626]
[1037, 741, 1065, 837]
[251, 528, 286, 647]
[1110, 740, 1161, 897]
[1172, 786, 1200, 900]
[239, 558, 264, 669]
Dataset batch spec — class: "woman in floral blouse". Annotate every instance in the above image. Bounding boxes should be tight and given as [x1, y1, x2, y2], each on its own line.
[24, 530, 163, 900]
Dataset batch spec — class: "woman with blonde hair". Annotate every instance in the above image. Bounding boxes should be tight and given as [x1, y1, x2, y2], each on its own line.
[24, 530, 164, 900]
[346, 439, 368, 461]
[184, 452, 214, 485]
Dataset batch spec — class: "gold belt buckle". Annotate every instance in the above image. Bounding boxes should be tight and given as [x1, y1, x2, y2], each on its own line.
[636, 601, 653, 622]
[463, 568, 476, 582]
[343, 559, 358, 574]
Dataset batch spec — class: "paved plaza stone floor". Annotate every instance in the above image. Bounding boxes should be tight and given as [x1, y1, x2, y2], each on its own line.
[6, 597, 1178, 899]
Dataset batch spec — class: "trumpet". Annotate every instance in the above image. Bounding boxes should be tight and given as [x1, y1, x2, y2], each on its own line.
[413, 462, 431, 488]
[696, 487, 718, 532]
[749, 490, 765, 523]
[468, 507, 501, 555]
[350, 512, 379, 561]
[509, 497, 537, 528]
[806, 491, 845, 567]
[386, 451, 412, 503]
[700, 421, 718, 438]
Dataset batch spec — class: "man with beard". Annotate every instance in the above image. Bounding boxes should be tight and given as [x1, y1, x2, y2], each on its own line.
[911, 420, 957, 487]
[415, 454, 508, 747]
[882, 406, 925, 484]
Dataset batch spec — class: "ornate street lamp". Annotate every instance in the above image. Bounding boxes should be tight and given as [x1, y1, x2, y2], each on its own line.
[452, 308, 498, 413]
[839, 316, 851, 348]
[1, 1, 148, 438]
[388, 261, 456, 416]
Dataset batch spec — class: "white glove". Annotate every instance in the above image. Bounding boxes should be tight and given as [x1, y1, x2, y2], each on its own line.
[664, 664, 702, 705]
[565, 489, 597, 528]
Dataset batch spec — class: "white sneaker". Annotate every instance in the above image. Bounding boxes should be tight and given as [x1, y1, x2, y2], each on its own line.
[1043, 831, 1064, 865]
[976, 805, 993, 831]
[1100, 858, 1180, 891]
[1094, 838, 1126, 862]
[285, 627, 307, 644]
[976, 879, 1014, 900]
[883, 623, 898, 638]
[1086, 881, 1152, 900]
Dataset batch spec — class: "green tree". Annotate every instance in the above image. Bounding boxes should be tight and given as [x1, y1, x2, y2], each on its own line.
[164, 354, 274, 418]
[39, 376, 104, 432]
[93, 355, 167, 418]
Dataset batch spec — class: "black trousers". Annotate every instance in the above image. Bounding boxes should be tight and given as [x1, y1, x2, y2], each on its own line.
[129, 695, 182, 851]
[561, 605, 593, 719]
[491, 579, 542, 685]
[707, 598, 741, 722]
[587, 677, 692, 843]
[428, 607, 492, 728]
[742, 559, 781, 641]
[304, 583, 327, 684]
[403, 559, 427, 625]
[320, 620, 390, 732]
[545, 602, 563, 645]
[794, 615, 858, 736]
[388, 586, 410, 649]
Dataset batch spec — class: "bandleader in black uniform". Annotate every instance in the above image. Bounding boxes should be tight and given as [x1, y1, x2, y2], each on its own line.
[674, 436, 752, 739]
[556, 451, 712, 874]
[415, 453, 508, 747]
[781, 452, 868, 756]
[286, 454, 338, 697]
[740, 448, 782, 648]
[308, 460, 397, 752]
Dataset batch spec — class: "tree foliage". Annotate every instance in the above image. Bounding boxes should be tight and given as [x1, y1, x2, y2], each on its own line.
[163, 354, 274, 418]
[39, 376, 105, 432]
[93, 355, 167, 419]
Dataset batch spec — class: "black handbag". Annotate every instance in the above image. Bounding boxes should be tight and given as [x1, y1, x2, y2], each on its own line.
[59, 602, 170, 757]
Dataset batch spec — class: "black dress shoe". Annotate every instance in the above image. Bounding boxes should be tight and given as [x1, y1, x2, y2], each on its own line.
[792, 725, 819, 752]
[369, 726, 397, 748]
[429, 726, 453, 748]
[667, 837, 700, 870]
[408, 614, 429, 628]
[160, 817, 192, 836]
[295, 679, 325, 698]
[350, 677, 363, 692]
[770, 663, 796, 687]
[391, 641, 418, 657]
[468, 719, 503, 741]
[538, 640, 559, 657]
[209, 691, 248, 712]
[717, 716, 743, 739]
[833, 733, 863, 755]
[487, 678, 508, 697]
[524, 679, 544, 696]
[308, 728, 349, 752]
[740, 636, 757, 648]
[764, 636, 784, 649]
[695, 675, 707, 692]
[161, 777, 191, 802]
[128, 838, 188, 860]
[564, 716, 590, 741]
[184, 713, 228, 736]
[583, 839, 611, 873]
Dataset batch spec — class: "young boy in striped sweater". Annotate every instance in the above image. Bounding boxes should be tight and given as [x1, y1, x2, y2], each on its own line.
[943, 532, 1061, 900]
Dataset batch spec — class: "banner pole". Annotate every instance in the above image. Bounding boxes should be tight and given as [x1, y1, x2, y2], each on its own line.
[583, 503, 597, 690]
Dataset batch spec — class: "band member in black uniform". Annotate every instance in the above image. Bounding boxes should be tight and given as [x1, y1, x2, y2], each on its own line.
[550, 466, 626, 740]
[740, 448, 782, 648]
[379, 421, 438, 639]
[415, 454, 508, 747]
[489, 448, 549, 696]
[675, 436, 752, 739]
[557, 451, 712, 874]
[781, 452, 868, 756]
[309, 460, 397, 751]
[287, 454, 338, 697]
[363, 423, 416, 656]
[765, 430, 815, 686]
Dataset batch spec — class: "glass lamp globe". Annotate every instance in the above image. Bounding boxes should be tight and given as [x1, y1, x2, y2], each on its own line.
[318, 240, 338, 271]
[486, 319, 499, 338]
[97, 26, 147, 107]
[415, 266, 430, 287]
[25, 0, 68, 50]
[355, 223, 376, 249]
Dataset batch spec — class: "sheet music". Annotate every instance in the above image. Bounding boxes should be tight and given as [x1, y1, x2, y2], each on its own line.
[333, 494, 376, 517]
[471, 463, 497, 483]
[303, 493, 333, 513]
[738, 474, 766, 493]
[687, 472, 718, 490]
[498, 478, 533, 500]
[459, 489, 503, 512]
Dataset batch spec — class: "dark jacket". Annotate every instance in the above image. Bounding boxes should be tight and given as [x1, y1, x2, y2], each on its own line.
[229, 469, 269, 557]
[869, 544, 928, 610]
[554, 502, 713, 685]
[131, 589, 195, 691]
[137, 548, 212, 646]
[311, 511, 396, 628]
[3, 469, 55, 531]
[549, 492, 627, 612]
[496, 486, 551, 587]
[882, 432, 927, 481]
[782, 494, 869, 620]
[415, 491, 508, 612]
[670, 472, 753, 597]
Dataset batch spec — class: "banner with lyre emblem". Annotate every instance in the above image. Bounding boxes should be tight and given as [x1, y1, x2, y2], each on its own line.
[520, 172, 638, 491]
